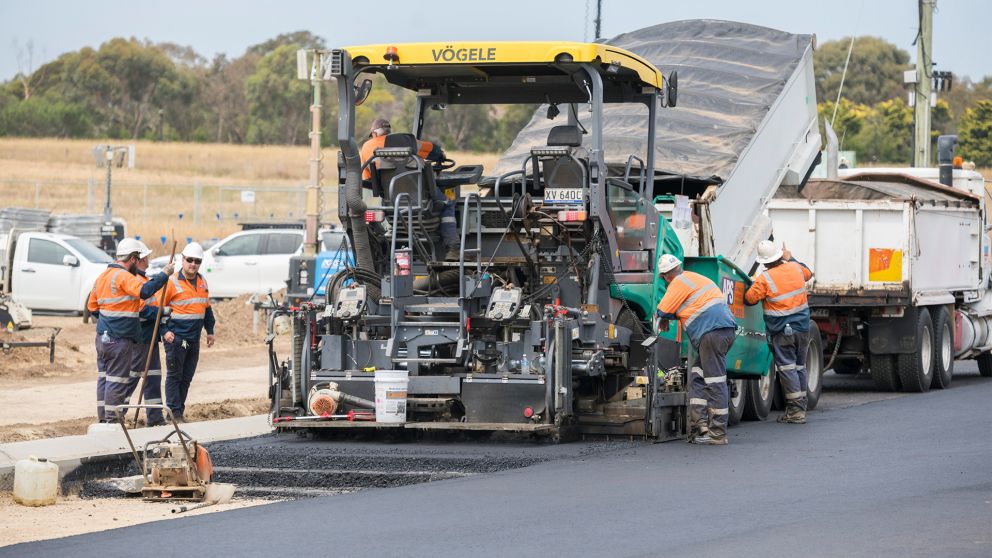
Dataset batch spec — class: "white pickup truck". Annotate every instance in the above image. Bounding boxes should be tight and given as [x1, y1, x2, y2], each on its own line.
[1, 231, 113, 314]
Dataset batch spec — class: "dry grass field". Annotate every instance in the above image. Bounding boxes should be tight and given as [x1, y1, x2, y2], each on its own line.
[0, 138, 499, 249]
[0, 138, 987, 251]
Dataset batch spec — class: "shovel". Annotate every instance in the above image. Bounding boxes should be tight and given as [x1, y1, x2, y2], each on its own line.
[171, 482, 236, 514]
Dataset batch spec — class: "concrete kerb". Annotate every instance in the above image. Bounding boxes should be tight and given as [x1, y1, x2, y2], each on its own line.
[0, 414, 271, 491]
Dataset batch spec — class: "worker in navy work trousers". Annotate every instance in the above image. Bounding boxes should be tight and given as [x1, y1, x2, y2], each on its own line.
[161, 242, 216, 422]
[124, 251, 168, 426]
[745, 240, 814, 424]
[87, 238, 173, 422]
[655, 254, 738, 445]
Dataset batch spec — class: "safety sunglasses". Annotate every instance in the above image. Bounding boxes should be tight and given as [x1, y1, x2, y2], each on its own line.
[185, 257, 202, 265]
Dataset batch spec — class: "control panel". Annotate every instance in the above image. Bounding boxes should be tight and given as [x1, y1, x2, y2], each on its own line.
[485, 287, 523, 321]
[333, 285, 367, 319]
[436, 164, 484, 188]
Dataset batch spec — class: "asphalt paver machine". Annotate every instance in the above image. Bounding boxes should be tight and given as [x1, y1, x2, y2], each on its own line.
[269, 40, 776, 440]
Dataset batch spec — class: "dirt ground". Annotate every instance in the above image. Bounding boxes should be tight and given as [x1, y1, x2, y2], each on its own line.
[0, 491, 276, 547]
[0, 295, 289, 442]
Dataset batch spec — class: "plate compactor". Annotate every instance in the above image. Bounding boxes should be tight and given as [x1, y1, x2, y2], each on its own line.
[112, 404, 223, 502]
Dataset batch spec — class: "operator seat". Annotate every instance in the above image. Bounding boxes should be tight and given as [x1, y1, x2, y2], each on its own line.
[370, 133, 442, 237]
[540, 125, 589, 190]
[371, 134, 440, 207]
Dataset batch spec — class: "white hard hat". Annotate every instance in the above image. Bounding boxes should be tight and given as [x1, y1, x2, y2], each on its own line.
[755, 240, 784, 264]
[181, 242, 205, 259]
[657, 254, 682, 274]
[134, 239, 152, 258]
[116, 237, 152, 258]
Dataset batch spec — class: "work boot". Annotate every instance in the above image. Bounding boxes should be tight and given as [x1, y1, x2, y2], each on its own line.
[777, 408, 806, 424]
[776, 413, 806, 424]
[691, 434, 728, 445]
[443, 245, 460, 261]
[686, 427, 709, 443]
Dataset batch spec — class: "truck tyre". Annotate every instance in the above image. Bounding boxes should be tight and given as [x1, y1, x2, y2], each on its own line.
[931, 307, 954, 389]
[870, 353, 901, 392]
[805, 322, 824, 411]
[977, 352, 992, 378]
[896, 307, 934, 393]
[728, 379, 745, 426]
[832, 358, 861, 375]
[742, 364, 776, 421]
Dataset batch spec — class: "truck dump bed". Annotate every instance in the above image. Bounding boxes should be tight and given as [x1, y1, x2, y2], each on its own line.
[495, 19, 821, 269]
[767, 173, 984, 306]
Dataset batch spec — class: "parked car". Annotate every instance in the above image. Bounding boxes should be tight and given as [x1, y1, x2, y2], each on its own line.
[2, 231, 113, 313]
[146, 238, 217, 276]
[147, 229, 305, 299]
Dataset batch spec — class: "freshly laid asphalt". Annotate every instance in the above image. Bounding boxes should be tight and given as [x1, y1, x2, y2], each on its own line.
[5, 365, 991, 558]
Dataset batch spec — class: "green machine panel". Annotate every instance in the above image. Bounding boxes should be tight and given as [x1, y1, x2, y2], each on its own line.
[612, 213, 771, 377]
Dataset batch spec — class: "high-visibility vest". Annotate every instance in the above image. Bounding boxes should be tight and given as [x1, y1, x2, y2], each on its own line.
[359, 134, 438, 179]
[748, 261, 812, 317]
[164, 273, 211, 322]
[657, 271, 726, 330]
[88, 265, 142, 319]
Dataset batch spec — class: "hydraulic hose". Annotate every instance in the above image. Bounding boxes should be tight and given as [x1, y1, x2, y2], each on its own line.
[344, 151, 375, 272]
[414, 269, 461, 294]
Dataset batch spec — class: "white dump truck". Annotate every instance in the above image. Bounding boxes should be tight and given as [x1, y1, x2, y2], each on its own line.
[766, 139, 991, 391]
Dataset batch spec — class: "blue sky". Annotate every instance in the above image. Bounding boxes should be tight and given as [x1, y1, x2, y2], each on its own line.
[2, 0, 989, 82]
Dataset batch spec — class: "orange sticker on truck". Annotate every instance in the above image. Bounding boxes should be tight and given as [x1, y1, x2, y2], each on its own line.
[868, 248, 903, 282]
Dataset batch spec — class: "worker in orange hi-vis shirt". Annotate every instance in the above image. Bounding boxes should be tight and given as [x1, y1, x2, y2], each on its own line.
[745, 240, 814, 424]
[655, 254, 738, 445]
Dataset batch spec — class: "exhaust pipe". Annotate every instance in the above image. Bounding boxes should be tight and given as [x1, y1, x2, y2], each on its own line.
[937, 135, 958, 188]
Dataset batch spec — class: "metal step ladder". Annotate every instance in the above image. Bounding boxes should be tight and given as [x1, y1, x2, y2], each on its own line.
[385, 193, 482, 367]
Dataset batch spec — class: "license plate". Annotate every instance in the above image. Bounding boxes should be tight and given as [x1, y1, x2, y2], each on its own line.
[544, 188, 583, 204]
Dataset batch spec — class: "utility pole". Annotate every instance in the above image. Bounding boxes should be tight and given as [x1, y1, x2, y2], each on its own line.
[913, 0, 934, 167]
[594, 0, 602, 40]
[303, 50, 325, 257]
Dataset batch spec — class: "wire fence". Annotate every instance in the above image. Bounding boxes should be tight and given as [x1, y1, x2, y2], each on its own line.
[0, 179, 341, 248]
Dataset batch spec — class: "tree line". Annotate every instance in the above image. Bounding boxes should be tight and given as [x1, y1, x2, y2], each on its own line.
[1, 32, 990, 165]
[813, 36, 992, 166]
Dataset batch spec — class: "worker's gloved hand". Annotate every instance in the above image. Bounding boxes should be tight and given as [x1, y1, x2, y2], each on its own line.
[161, 262, 175, 276]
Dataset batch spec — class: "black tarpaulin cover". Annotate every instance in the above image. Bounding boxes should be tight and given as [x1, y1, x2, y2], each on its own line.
[493, 20, 813, 183]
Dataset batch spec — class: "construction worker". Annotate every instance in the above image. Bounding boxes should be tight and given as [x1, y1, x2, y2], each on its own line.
[360, 118, 458, 259]
[745, 240, 814, 424]
[88, 238, 174, 422]
[161, 242, 216, 422]
[655, 254, 738, 445]
[124, 244, 167, 426]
